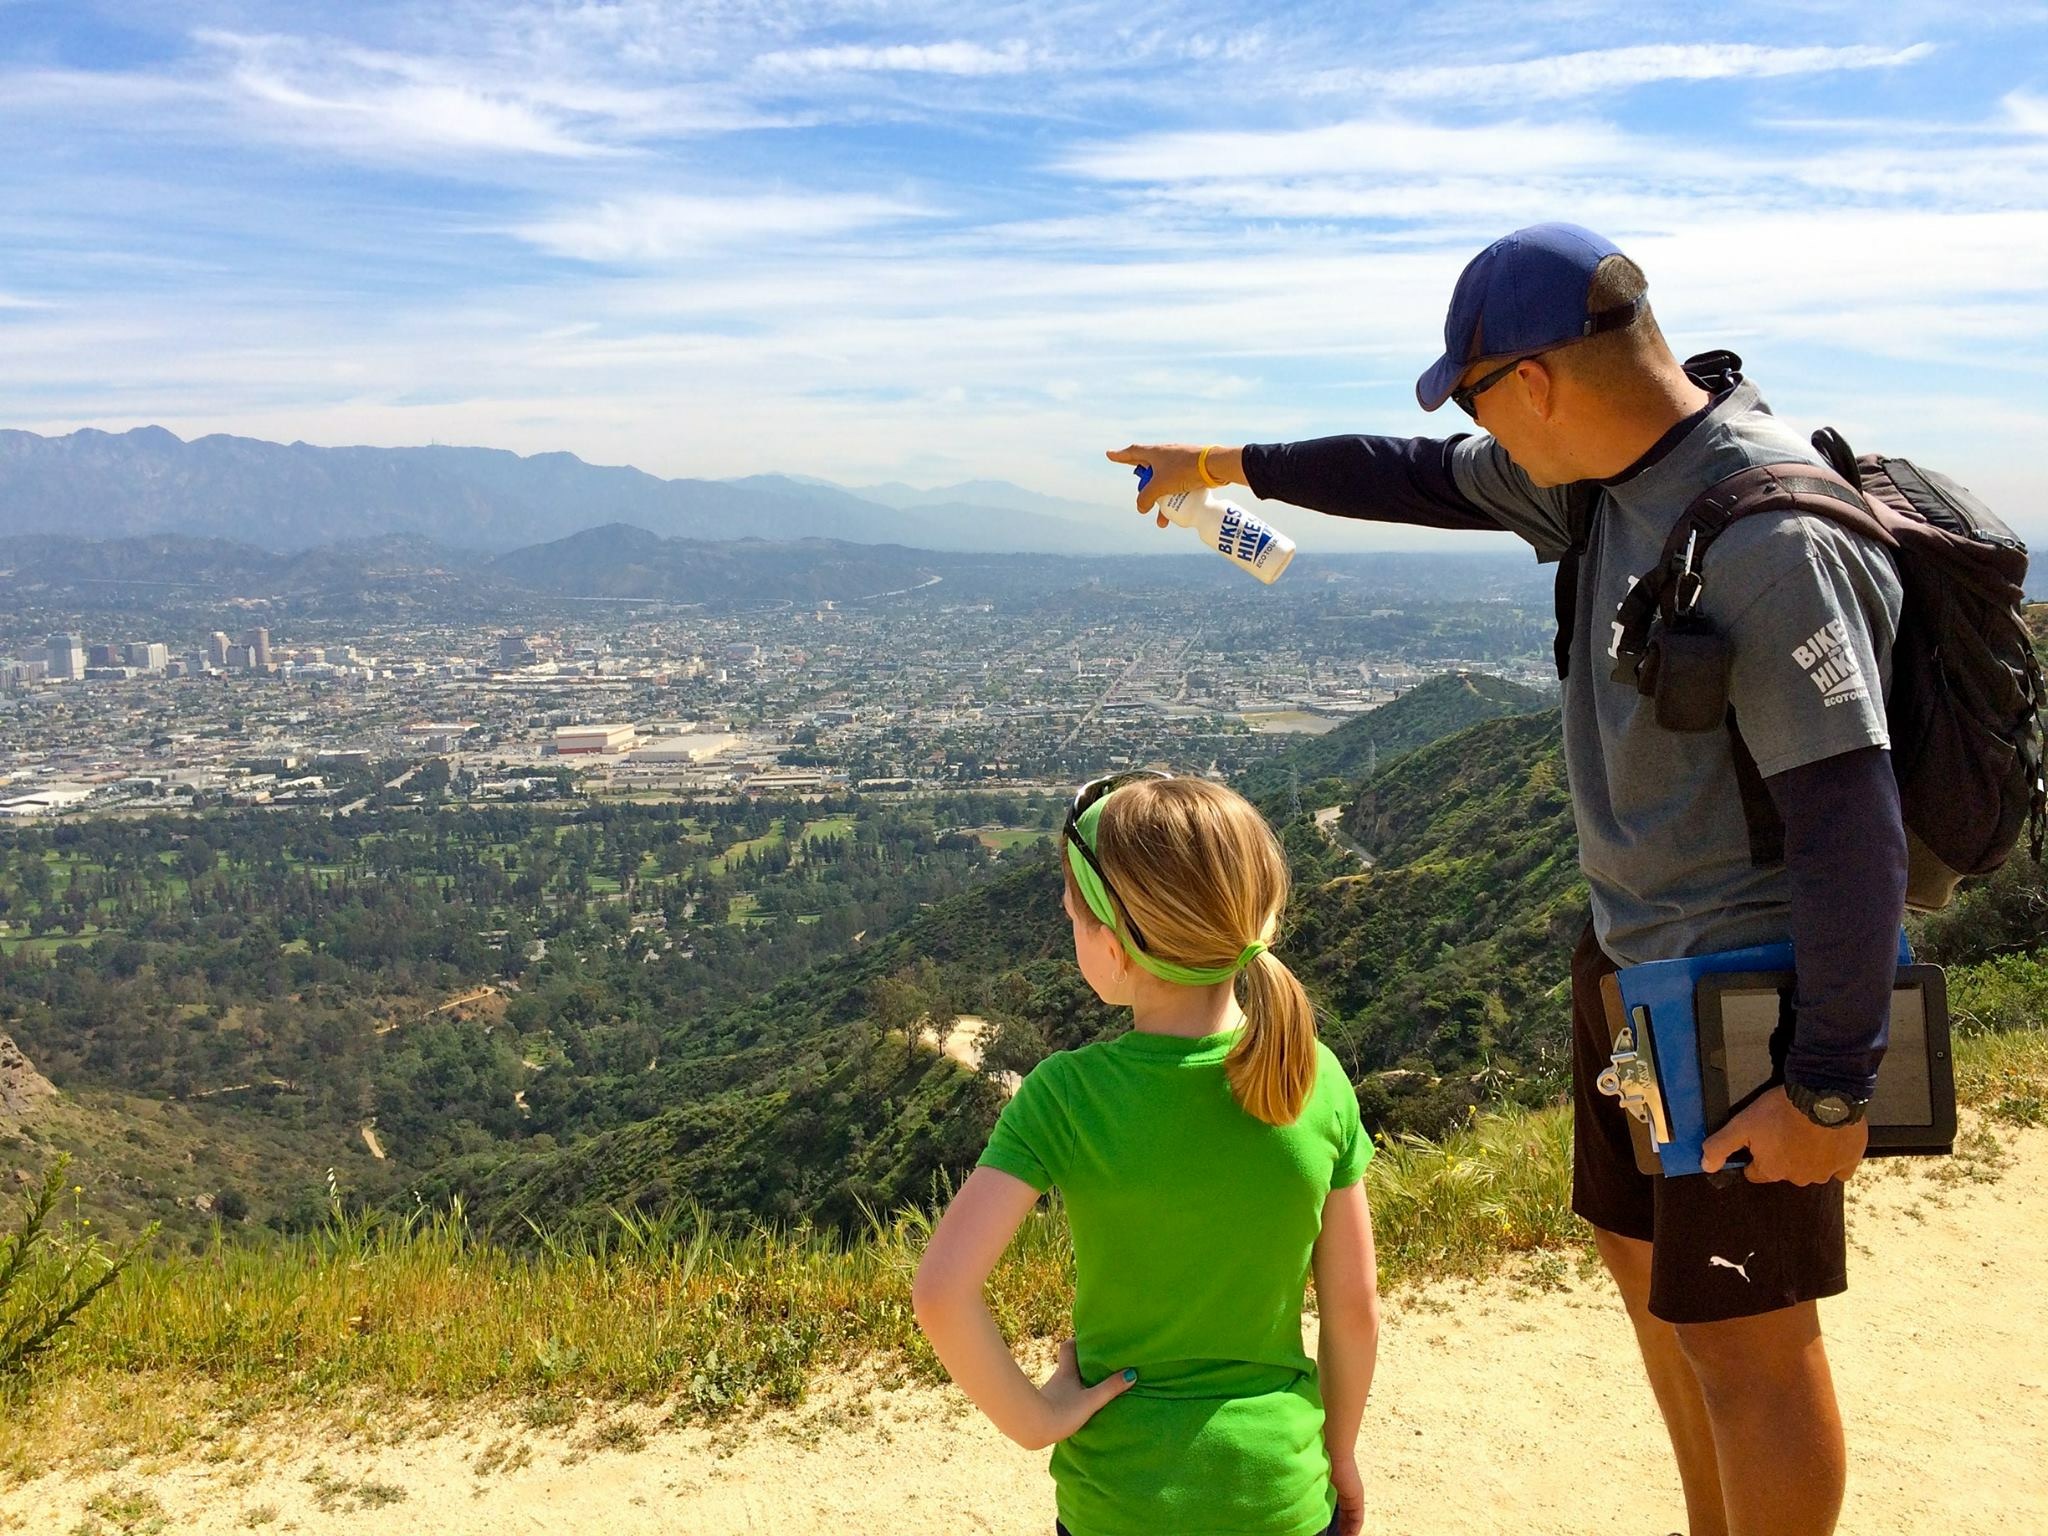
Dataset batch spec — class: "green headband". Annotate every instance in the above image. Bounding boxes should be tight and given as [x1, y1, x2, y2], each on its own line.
[1065, 791, 1270, 987]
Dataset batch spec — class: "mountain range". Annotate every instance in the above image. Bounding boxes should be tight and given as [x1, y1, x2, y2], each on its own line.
[0, 426, 1160, 557]
[0, 523, 1151, 609]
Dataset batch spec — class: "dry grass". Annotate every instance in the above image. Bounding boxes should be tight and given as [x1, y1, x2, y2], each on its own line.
[2, 1026, 2036, 1479]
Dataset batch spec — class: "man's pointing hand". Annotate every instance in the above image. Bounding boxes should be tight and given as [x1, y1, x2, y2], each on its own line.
[1106, 444, 1208, 525]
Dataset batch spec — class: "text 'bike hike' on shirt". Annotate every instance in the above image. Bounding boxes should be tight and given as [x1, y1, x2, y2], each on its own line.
[1242, 370, 1906, 1098]
[978, 1028, 1370, 1536]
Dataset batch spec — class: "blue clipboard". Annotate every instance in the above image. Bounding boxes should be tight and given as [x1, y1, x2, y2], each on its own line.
[1605, 931, 1914, 1176]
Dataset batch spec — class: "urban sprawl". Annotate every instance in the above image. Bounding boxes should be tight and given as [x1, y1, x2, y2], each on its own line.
[0, 575, 1558, 821]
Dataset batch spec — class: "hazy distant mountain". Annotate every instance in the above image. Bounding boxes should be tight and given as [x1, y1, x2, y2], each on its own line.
[0, 532, 483, 592]
[0, 427, 1155, 557]
[487, 523, 980, 603]
[0, 524, 1081, 607]
[850, 477, 1128, 523]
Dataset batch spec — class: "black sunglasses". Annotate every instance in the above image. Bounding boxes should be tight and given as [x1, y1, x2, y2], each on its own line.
[1449, 351, 1548, 420]
[1061, 769, 1171, 952]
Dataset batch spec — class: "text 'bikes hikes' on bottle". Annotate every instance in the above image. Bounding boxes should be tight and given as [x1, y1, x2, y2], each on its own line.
[1133, 466, 1296, 584]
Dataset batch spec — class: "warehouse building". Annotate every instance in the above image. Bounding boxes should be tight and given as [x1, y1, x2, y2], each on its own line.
[552, 723, 637, 756]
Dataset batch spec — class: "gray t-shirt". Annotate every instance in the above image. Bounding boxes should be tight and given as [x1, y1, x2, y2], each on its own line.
[1450, 380, 1904, 965]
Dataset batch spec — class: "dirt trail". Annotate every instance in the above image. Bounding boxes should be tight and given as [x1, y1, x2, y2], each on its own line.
[5, 1127, 2043, 1535]
[921, 1014, 1021, 1096]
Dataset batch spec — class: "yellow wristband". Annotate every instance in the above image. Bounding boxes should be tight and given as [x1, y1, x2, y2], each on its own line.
[1197, 444, 1226, 488]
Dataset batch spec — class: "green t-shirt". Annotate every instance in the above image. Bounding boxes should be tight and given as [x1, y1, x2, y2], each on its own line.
[977, 1026, 1373, 1536]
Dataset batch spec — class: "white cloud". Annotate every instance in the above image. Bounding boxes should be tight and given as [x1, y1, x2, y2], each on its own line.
[2, 5, 2044, 529]
[1061, 115, 1639, 183]
[510, 192, 932, 263]
[1307, 41, 1937, 102]
[2005, 90, 2048, 134]
[196, 30, 617, 159]
[755, 40, 1039, 76]
[0, 66, 220, 112]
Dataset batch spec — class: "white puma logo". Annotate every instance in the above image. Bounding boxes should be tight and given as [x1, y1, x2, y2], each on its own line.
[1709, 1252, 1754, 1283]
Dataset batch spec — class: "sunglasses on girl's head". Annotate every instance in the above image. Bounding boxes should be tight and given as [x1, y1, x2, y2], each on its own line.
[1062, 769, 1171, 953]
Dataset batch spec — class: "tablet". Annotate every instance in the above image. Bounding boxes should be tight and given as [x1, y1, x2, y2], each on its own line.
[1694, 966, 1955, 1157]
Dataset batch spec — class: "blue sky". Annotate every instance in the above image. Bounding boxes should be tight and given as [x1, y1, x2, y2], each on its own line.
[2, 1, 2045, 549]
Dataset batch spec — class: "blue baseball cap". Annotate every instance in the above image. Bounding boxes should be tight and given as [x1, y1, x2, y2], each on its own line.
[1414, 223, 1639, 412]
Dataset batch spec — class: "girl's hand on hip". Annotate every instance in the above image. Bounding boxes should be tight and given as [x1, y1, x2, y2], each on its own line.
[1036, 1339, 1137, 1444]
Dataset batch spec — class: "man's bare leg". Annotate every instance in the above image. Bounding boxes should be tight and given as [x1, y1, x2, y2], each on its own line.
[1593, 1227, 1728, 1536]
[1674, 1301, 1844, 1536]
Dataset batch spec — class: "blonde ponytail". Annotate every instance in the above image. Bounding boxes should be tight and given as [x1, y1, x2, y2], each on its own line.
[1078, 776, 1322, 1127]
[1226, 947, 1319, 1126]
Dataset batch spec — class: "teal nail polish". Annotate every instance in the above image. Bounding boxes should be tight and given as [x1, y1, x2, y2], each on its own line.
[1123, 1368, 1137, 1382]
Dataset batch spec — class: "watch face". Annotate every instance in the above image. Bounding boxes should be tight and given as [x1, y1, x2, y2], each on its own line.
[1813, 1095, 1851, 1126]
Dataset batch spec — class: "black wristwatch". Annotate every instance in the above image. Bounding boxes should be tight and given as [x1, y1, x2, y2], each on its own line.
[1785, 1082, 1871, 1128]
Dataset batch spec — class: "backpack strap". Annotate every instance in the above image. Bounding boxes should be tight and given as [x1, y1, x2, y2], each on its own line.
[1551, 484, 1598, 680]
[1810, 427, 1863, 489]
[1611, 461, 1897, 668]
[1554, 351, 1749, 682]
[1611, 458, 1900, 868]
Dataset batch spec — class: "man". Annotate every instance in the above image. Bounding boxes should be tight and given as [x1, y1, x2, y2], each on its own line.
[1110, 223, 1907, 1536]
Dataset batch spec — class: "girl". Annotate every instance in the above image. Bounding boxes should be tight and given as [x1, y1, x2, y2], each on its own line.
[913, 771, 1380, 1536]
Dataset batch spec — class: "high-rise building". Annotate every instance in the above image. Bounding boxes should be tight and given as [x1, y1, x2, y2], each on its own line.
[207, 632, 231, 668]
[88, 644, 121, 669]
[125, 642, 169, 671]
[226, 644, 254, 672]
[498, 632, 537, 668]
[242, 627, 272, 669]
[46, 634, 85, 681]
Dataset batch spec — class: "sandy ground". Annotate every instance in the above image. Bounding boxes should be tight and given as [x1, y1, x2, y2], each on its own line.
[5, 1126, 2043, 1536]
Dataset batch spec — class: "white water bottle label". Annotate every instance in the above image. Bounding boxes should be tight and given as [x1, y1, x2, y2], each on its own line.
[1215, 502, 1287, 573]
[1139, 469, 1295, 584]
[1190, 490, 1295, 584]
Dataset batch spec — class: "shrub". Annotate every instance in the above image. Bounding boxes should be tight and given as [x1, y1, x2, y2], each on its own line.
[1947, 953, 2048, 1037]
[0, 1153, 157, 1379]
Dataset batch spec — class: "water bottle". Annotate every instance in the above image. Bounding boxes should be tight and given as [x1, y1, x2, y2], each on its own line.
[1134, 466, 1296, 584]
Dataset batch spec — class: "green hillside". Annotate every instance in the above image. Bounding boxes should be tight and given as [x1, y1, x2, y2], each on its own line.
[1290, 711, 1583, 1127]
[1235, 670, 1553, 812]
[412, 850, 1114, 1236]
[421, 687, 1583, 1236]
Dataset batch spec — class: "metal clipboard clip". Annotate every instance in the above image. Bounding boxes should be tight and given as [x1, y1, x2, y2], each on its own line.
[1597, 1010, 1672, 1146]
[1596, 970, 1670, 1175]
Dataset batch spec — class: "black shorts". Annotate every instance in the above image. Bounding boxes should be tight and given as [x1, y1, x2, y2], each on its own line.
[1570, 922, 1847, 1325]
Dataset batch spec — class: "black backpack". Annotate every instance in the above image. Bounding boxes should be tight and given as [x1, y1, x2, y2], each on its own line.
[1562, 351, 2046, 910]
